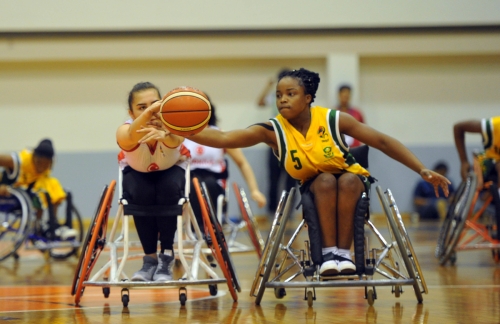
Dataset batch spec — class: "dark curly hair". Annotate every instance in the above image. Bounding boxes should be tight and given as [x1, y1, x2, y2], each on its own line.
[277, 68, 320, 104]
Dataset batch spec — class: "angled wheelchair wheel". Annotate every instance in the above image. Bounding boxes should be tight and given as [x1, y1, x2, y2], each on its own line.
[49, 193, 84, 260]
[71, 180, 115, 306]
[0, 188, 34, 261]
[193, 178, 240, 302]
[384, 188, 428, 295]
[253, 188, 296, 305]
[232, 182, 264, 258]
[435, 173, 477, 266]
[249, 190, 291, 301]
[376, 186, 423, 303]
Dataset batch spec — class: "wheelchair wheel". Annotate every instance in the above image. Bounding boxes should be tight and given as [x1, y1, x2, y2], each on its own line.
[193, 178, 239, 302]
[232, 182, 264, 258]
[249, 190, 291, 302]
[71, 180, 115, 306]
[435, 173, 477, 266]
[376, 186, 423, 303]
[384, 188, 428, 295]
[253, 188, 296, 306]
[49, 193, 84, 260]
[0, 188, 34, 261]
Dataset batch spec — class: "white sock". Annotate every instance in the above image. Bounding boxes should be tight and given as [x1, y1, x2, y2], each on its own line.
[338, 248, 352, 260]
[163, 249, 173, 256]
[322, 246, 338, 256]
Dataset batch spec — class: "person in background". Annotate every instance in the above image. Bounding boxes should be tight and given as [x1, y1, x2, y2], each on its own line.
[0, 139, 76, 239]
[257, 68, 297, 216]
[334, 84, 365, 148]
[413, 161, 455, 220]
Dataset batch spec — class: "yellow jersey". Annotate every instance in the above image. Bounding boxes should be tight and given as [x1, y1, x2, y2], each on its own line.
[270, 107, 370, 184]
[481, 116, 500, 160]
[1, 149, 66, 206]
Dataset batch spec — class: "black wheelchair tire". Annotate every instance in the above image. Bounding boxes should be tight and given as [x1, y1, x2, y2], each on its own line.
[436, 173, 476, 266]
[200, 181, 242, 293]
[254, 188, 296, 306]
[377, 186, 423, 303]
[0, 188, 34, 261]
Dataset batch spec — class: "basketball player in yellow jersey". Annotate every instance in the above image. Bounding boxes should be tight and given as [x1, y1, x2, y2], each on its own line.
[0, 139, 66, 212]
[150, 68, 450, 276]
[454, 116, 500, 185]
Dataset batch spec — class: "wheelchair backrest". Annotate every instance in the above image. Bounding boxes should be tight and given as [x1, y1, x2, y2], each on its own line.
[350, 145, 369, 169]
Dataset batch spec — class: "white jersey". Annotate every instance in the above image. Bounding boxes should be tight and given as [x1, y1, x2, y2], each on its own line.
[118, 120, 190, 172]
[183, 126, 226, 174]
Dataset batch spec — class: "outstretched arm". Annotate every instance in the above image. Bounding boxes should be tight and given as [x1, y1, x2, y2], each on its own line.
[340, 112, 451, 197]
[189, 123, 276, 150]
[117, 101, 183, 149]
[226, 148, 267, 208]
[0, 154, 14, 170]
[454, 119, 482, 180]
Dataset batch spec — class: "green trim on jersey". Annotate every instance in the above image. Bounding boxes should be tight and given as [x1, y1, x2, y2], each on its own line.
[270, 118, 287, 168]
[328, 110, 361, 169]
[483, 118, 493, 150]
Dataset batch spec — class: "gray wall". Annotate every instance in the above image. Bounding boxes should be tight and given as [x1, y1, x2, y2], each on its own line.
[51, 144, 482, 219]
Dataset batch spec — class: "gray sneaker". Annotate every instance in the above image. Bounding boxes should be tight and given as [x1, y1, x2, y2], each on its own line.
[131, 256, 158, 281]
[153, 253, 174, 281]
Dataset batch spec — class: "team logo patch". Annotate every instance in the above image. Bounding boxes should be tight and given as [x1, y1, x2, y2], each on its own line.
[147, 163, 160, 171]
[318, 126, 329, 139]
[323, 146, 334, 159]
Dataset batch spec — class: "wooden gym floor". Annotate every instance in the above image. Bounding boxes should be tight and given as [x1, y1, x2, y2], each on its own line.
[0, 215, 499, 324]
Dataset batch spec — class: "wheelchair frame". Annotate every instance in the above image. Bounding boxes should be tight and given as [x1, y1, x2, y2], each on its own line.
[436, 164, 500, 266]
[0, 186, 83, 261]
[218, 182, 265, 257]
[72, 164, 240, 307]
[250, 185, 427, 306]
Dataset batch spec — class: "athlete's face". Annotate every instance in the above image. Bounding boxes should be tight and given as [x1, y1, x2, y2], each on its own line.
[32, 155, 51, 174]
[128, 89, 161, 120]
[276, 77, 312, 120]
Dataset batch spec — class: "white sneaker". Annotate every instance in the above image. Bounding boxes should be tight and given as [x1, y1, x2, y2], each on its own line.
[55, 226, 78, 240]
[319, 252, 339, 276]
[337, 255, 356, 274]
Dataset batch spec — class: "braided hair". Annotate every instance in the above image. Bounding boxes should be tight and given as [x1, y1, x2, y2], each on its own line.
[277, 68, 320, 104]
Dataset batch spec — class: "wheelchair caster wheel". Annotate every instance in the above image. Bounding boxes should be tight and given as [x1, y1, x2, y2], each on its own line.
[179, 287, 187, 306]
[450, 252, 457, 265]
[103, 287, 110, 298]
[209, 284, 218, 296]
[121, 288, 129, 307]
[306, 291, 314, 307]
[274, 287, 286, 299]
[180, 293, 187, 306]
[367, 289, 375, 306]
[121, 294, 129, 307]
[393, 285, 402, 298]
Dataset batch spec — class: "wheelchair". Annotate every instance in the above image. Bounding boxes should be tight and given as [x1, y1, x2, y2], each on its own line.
[436, 153, 500, 265]
[0, 186, 83, 261]
[71, 163, 240, 307]
[249, 147, 427, 306]
[214, 182, 265, 257]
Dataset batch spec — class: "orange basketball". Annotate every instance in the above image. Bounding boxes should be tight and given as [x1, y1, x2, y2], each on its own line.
[159, 86, 211, 136]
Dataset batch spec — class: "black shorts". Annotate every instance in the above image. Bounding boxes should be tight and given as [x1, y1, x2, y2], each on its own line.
[122, 165, 185, 209]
